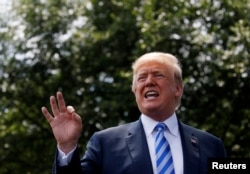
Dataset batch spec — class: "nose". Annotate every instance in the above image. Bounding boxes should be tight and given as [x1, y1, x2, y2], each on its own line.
[144, 74, 155, 87]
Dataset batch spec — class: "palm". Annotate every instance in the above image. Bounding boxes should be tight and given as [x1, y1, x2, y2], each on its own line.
[42, 92, 82, 153]
[51, 111, 81, 144]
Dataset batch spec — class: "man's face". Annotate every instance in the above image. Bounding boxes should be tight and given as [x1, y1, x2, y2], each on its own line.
[133, 61, 182, 121]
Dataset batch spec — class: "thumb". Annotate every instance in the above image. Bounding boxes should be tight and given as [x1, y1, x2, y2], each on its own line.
[67, 106, 82, 123]
[67, 105, 75, 114]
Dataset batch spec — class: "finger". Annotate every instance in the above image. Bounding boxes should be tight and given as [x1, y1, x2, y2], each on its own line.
[41, 107, 54, 123]
[57, 91, 67, 113]
[72, 112, 83, 130]
[74, 112, 82, 124]
[50, 95, 60, 116]
[67, 106, 75, 114]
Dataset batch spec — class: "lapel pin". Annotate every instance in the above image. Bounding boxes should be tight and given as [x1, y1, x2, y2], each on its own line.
[191, 138, 197, 144]
[191, 136, 198, 147]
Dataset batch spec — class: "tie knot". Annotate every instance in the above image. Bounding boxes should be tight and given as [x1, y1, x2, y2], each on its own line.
[155, 123, 167, 132]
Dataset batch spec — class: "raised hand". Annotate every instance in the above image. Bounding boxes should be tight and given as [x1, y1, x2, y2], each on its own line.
[41, 91, 82, 154]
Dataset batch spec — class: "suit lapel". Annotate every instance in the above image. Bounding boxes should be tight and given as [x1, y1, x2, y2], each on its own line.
[179, 121, 200, 174]
[125, 120, 154, 174]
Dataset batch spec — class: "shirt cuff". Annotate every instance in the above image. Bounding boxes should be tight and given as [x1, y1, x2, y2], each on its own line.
[57, 145, 77, 166]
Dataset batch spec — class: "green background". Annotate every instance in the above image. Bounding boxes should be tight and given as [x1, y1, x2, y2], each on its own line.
[0, 0, 249, 173]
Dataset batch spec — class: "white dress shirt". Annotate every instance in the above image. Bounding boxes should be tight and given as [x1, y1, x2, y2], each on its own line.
[141, 113, 183, 174]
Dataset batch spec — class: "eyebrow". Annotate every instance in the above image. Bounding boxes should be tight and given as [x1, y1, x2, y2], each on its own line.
[137, 68, 164, 74]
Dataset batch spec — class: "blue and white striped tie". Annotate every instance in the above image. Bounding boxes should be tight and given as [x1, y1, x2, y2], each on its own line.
[155, 123, 175, 174]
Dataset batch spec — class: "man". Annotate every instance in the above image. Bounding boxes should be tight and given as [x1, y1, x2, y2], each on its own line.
[42, 52, 227, 174]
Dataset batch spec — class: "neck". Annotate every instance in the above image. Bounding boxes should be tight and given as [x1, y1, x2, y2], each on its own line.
[145, 112, 174, 122]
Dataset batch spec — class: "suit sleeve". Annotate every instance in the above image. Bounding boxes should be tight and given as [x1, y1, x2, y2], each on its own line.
[52, 133, 102, 174]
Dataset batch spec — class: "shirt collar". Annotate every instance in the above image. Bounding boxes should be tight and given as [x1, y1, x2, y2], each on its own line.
[141, 112, 179, 137]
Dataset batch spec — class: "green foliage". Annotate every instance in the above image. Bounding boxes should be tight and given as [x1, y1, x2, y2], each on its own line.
[0, 0, 249, 173]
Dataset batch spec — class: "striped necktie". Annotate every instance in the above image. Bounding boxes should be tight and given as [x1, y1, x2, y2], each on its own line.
[155, 123, 175, 174]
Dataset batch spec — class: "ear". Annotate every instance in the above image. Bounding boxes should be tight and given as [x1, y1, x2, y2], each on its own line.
[131, 79, 137, 93]
[175, 84, 183, 97]
[131, 87, 135, 93]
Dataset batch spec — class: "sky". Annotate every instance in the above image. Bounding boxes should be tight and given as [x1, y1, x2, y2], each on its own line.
[0, 0, 12, 14]
[0, 0, 13, 28]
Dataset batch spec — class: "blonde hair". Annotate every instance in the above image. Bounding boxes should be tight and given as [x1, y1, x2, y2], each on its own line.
[131, 52, 183, 109]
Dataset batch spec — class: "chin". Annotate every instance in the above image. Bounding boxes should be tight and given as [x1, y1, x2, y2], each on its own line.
[142, 101, 160, 108]
[143, 106, 160, 114]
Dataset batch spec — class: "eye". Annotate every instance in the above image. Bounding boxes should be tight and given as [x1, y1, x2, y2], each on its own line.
[154, 73, 165, 78]
[137, 74, 147, 81]
[137, 75, 146, 81]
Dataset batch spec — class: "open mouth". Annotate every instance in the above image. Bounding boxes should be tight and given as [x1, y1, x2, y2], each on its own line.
[145, 90, 159, 99]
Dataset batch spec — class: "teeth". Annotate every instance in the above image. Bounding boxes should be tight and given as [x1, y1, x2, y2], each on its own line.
[147, 91, 157, 95]
[145, 91, 159, 98]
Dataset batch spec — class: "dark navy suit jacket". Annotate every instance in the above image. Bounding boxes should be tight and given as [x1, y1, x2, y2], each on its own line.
[53, 119, 226, 174]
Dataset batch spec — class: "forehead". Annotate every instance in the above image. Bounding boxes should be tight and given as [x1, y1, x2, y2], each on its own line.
[135, 61, 169, 74]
